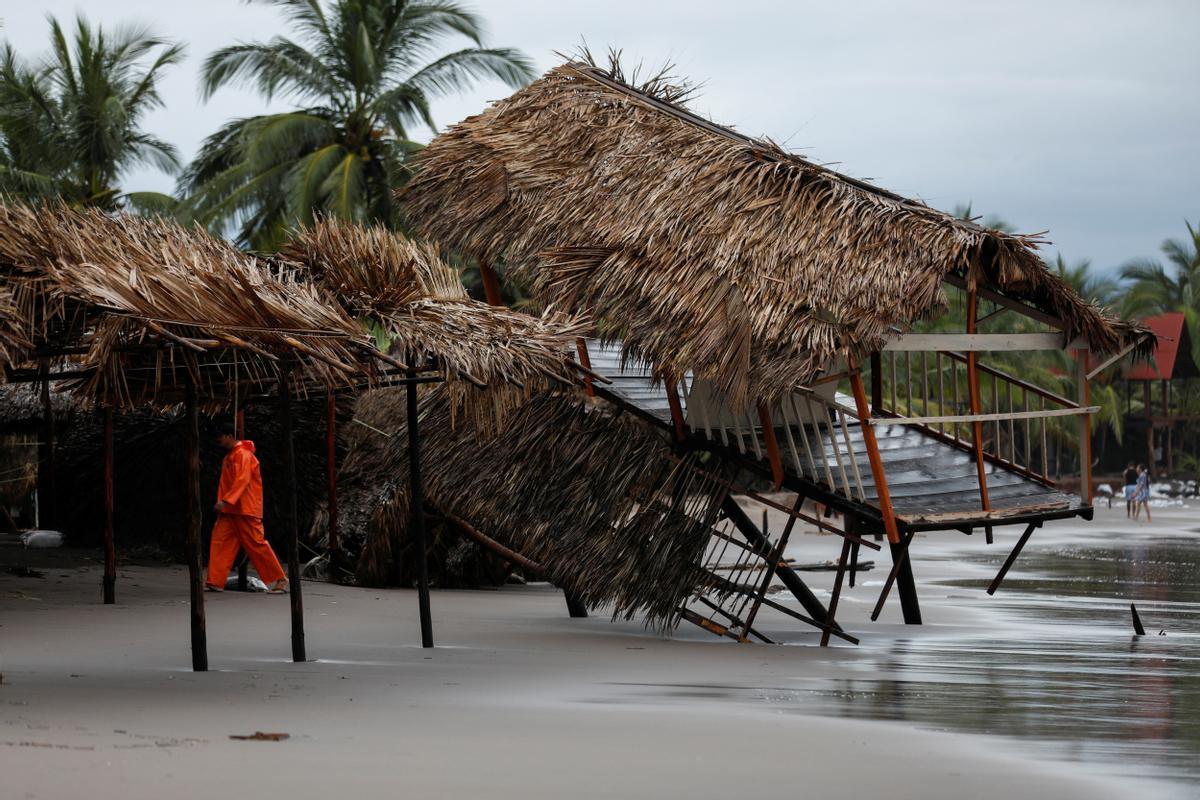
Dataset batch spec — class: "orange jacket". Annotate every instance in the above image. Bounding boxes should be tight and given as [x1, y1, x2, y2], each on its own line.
[217, 440, 263, 518]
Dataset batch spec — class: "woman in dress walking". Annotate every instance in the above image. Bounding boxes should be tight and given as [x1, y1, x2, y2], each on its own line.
[1133, 463, 1152, 522]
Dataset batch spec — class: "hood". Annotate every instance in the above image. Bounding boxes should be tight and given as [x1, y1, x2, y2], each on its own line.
[233, 439, 256, 455]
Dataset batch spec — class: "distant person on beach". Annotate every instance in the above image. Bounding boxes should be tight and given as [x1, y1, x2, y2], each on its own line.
[1133, 463, 1152, 523]
[1123, 461, 1139, 518]
[205, 430, 289, 593]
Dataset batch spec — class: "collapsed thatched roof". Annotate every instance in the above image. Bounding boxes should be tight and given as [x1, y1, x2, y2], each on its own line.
[402, 56, 1150, 410]
[337, 387, 729, 629]
[279, 218, 586, 428]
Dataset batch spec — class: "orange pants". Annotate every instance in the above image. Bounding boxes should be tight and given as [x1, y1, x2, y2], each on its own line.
[206, 514, 286, 588]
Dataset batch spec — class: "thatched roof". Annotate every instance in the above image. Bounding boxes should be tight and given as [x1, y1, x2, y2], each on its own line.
[0, 203, 377, 407]
[279, 218, 586, 429]
[0, 205, 582, 423]
[331, 387, 729, 629]
[402, 56, 1151, 410]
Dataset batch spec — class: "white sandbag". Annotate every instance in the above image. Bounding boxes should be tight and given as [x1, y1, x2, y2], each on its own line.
[21, 530, 64, 548]
[224, 574, 268, 592]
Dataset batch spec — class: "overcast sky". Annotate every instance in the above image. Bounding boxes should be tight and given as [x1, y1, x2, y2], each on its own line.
[3, 1, 1196, 272]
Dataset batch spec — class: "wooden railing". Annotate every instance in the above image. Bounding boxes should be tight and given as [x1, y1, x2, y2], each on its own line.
[681, 380, 870, 505]
[870, 349, 1089, 486]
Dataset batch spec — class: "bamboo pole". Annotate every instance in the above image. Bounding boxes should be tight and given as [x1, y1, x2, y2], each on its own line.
[184, 375, 208, 672]
[279, 365, 306, 662]
[102, 406, 116, 605]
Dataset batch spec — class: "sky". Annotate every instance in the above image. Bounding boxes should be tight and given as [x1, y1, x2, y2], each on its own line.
[2, 0, 1197, 273]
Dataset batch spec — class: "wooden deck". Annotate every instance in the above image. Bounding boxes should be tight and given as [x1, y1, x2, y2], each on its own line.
[585, 340, 1083, 529]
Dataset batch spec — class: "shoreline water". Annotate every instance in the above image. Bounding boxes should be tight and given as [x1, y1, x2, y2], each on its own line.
[1, 504, 1195, 799]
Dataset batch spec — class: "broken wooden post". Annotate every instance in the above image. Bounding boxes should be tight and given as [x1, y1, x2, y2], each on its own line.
[1130, 603, 1146, 636]
[102, 406, 116, 604]
[184, 375, 208, 672]
[326, 389, 340, 582]
[278, 364, 306, 662]
[739, 493, 805, 641]
[407, 373, 434, 648]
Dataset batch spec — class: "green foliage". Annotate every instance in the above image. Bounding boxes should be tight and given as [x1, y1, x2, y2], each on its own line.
[180, 0, 537, 249]
[0, 14, 184, 210]
[1119, 220, 1200, 364]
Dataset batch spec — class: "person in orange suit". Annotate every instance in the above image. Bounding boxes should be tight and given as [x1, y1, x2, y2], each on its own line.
[205, 430, 289, 593]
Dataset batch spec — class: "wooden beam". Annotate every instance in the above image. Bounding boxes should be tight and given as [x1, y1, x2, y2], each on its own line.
[326, 390, 340, 583]
[479, 258, 503, 306]
[943, 274, 1066, 330]
[757, 401, 785, 489]
[407, 373, 434, 648]
[848, 369, 901, 545]
[37, 361, 56, 530]
[883, 332, 1067, 352]
[102, 407, 116, 605]
[184, 376, 207, 672]
[278, 365, 306, 662]
[872, 405, 1101, 426]
[575, 338, 595, 397]
[962, 289, 992, 520]
[1077, 356, 1093, 504]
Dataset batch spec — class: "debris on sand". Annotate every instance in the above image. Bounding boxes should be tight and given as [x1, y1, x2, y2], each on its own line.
[230, 732, 290, 742]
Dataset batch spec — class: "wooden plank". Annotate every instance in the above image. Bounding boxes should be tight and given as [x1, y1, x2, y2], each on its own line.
[883, 332, 1067, 352]
[871, 405, 1100, 426]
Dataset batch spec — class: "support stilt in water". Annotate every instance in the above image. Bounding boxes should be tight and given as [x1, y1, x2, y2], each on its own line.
[719, 495, 834, 628]
[278, 365, 306, 662]
[102, 406, 115, 604]
[987, 522, 1039, 595]
[407, 376, 434, 648]
[870, 529, 922, 624]
[821, 537, 854, 647]
[184, 377, 208, 672]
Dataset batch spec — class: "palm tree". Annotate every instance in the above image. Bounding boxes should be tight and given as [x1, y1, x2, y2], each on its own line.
[181, 0, 536, 249]
[1049, 254, 1121, 310]
[0, 15, 184, 211]
[1119, 220, 1200, 362]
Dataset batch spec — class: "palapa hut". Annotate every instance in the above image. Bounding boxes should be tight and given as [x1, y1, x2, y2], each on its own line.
[394, 54, 1154, 643]
[0, 203, 583, 668]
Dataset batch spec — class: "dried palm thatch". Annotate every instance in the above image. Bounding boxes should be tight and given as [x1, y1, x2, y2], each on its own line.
[0, 203, 378, 408]
[279, 218, 587, 430]
[402, 54, 1152, 411]
[332, 386, 730, 629]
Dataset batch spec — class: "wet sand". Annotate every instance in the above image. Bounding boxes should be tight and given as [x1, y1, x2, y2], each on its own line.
[1, 504, 1193, 799]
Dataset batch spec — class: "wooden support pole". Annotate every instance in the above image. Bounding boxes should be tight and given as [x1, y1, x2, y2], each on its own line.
[37, 361, 57, 529]
[965, 288, 991, 514]
[326, 390, 340, 582]
[407, 376, 434, 648]
[1077, 354, 1092, 503]
[870, 352, 883, 414]
[575, 338, 595, 397]
[848, 370, 901, 545]
[564, 594, 589, 619]
[821, 537, 854, 646]
[757, 401, 785, 489]
[666, 379, 687, 442]
[184, 376, 208, 672]
[739, 493, 805, 641]
[719, 496, 835, 628]
[986, 522, 1039, 595]
[478, 258, 503, 307]
[278, 366, 306, 662]
[102, 407, 116, 605]
[870, 529, 921, 624]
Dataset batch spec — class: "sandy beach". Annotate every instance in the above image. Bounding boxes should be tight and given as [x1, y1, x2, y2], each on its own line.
[4, 502, 1191, 799]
